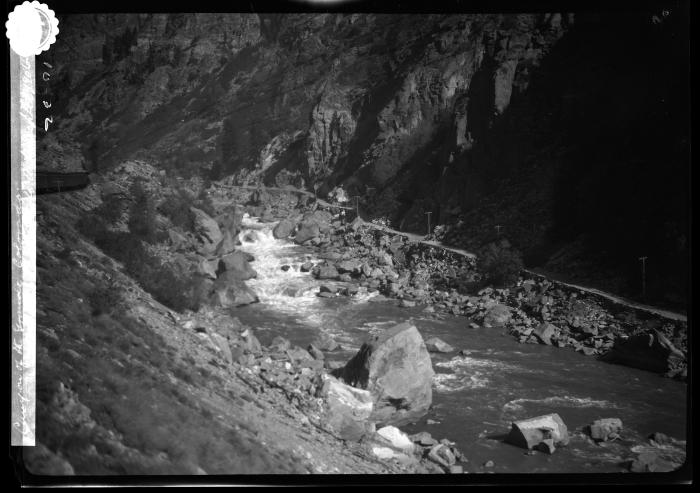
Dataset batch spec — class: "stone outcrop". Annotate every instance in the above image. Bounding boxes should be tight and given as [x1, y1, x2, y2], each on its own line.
[333, 322, 434, 427]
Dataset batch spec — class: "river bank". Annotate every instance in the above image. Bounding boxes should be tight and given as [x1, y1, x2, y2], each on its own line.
[27, 170, 688, 477]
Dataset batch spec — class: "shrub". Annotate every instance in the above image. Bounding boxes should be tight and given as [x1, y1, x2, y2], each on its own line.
[159, 188, 195, 232]
[477, 240, 524, 287]
[128, 180, 159, 243]
[87, 280, 123, 316]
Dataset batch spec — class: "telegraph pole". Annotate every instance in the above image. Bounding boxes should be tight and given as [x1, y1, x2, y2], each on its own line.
[639, 256, 648, 298]
[354, 196, 360, 220]
[495, 224, 502, 236]
[425, 211, 432, 236]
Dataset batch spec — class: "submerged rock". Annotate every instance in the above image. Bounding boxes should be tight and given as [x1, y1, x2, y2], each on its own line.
[505, 413, 569, 452]
[424, 337, 454, 353]
[333, 322, 434, 427]
[588, 418, 623, 442]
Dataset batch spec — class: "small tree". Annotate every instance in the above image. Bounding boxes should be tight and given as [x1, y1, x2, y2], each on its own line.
[478, 241, 524, 287]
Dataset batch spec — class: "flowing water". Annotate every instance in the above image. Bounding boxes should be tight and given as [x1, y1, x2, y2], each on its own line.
[234, 216, 688, 473]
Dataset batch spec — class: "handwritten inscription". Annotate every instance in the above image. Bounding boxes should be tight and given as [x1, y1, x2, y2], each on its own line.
[40, 61, 53, 132]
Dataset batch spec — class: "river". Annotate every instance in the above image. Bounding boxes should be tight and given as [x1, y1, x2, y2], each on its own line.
[233, 216, 688, 474]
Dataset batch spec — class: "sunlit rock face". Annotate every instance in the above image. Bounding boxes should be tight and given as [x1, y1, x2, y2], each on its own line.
[39, 13, 569, 185]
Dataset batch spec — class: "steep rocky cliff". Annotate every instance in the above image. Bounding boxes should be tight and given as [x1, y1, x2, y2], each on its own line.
[38, 8, 688, 308]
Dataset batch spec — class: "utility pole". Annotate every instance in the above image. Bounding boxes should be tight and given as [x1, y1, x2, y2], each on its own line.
[425, 211, 432, 236]
[639, 256, 648, 298]
[56, 179, 63, 194]
[354, 196, 360, 220]
[495, 224, 502, 236]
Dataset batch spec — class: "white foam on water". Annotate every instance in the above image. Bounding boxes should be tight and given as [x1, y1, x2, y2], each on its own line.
[433, 372, 491, 392]
[436, 355, 524, 373]
[502, 395, 617, 413]
[238, 215, 323, 315]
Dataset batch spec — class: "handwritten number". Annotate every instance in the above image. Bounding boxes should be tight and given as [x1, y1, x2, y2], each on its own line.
[42, 101, 51, 108]
[42, 72, 50, 81]
[44, 116, 53, 132]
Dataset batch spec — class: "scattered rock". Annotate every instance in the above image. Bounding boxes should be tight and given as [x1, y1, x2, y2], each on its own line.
[300, 262, 314, 272]
[333, 323, 434, 427]
[427, 443, 456, 468]
[410, 431, 438, 447]
[269, 336, 291, 353]
[273, 219, 296, 239]
[281, 265, 291, 272]
[217, 252, 257, 280]
[400, 299, 416, 308]
[448, 465, 463, 474]
[312, 263, 339, 280]
[307, 344, 325, 360]
[319, 375, 374, 441]
[483, 304, 511, 327]
[376, 426, 415, 453]
[588, 418, 622, 442]
[294, 219, 321, 244]
[207, 273, 259, 307]
[505, 413, 569, 452]
[424, 337, 454, 353]
[532, 322, 557, 345]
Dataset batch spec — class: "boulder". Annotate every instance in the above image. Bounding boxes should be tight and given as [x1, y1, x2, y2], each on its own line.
[483, 304, 512, 327]
[307, 344, 325, 360]
[217, 252, 257, 281]
[195, 258, 218, 280]
[190, 206, 223, 254]
[313, 334, 339, 352]
[312, 263, 339, 280]
[333, 322, 434, 427]
[273, 219, 296, 239]
[337, 259, 362, 275]
[505, 413, 569, 452]
[588, 418, 622, 442]
[294, 219, 320, 244]
[240, 328, 262, 355]
[207, 273, 259, 308]
[210, 332, 233, 364]
[213, 229, 237, 257]
[424, 337, 454, 353]
[427, 444, 456, 468]
[217, 206, 244, 237]
[269, 336, 291, 353]
[319, 375, 374, 441]
[300, 262, 314, 272]
[600, 329, 686, 374]
[532, 323, 557, 345]
[376, 426, 415, 453]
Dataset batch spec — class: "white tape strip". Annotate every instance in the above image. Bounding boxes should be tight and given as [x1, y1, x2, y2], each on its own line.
[10, 51, 36, 446]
